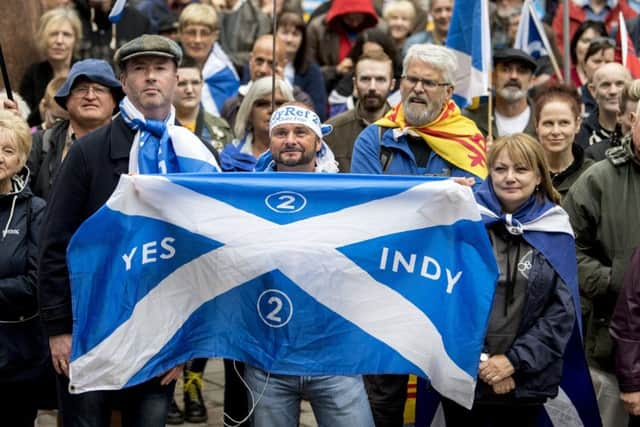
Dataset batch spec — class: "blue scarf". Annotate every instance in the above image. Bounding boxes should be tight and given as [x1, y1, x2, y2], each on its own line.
[120, 97, 220, 174]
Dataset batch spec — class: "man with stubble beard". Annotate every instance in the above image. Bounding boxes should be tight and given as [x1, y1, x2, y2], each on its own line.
[350, 43, 487, 427]
[324, 50, 395, 172]
[464, 48, 537, 141]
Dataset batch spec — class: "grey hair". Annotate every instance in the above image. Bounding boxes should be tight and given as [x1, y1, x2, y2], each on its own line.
[234, 77, 295, 138]
[402, 43, 457, 85]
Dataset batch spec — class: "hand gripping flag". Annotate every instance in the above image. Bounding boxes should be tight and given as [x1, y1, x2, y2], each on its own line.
[445, 0, 491, 109]
[67, 174, 498, 408]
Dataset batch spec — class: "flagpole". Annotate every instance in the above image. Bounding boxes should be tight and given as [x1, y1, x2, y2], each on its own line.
[563, 0, 570, 82]
[527, 1, 563, 82]
[271, 0, 277, 112]
[486, 0, 493, 146]
[0, 40, 13, 101]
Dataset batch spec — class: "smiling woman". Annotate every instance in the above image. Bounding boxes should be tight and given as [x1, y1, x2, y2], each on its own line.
[534, 84, 594, 196]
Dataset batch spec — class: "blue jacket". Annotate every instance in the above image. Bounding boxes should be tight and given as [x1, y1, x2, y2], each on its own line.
[350, 124, 479, 181]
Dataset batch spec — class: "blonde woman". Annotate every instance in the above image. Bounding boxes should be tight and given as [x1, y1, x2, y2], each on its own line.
[20, 7, 81, 126]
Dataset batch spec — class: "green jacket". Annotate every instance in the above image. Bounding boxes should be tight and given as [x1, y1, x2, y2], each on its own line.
[196, 109, 234, 152]
[562, 143, 640, 370]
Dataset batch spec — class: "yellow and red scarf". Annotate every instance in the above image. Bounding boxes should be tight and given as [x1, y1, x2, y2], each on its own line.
[375, 100, 487, 179]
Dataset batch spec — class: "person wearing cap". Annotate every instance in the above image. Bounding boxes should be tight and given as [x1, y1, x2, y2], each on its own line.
[351, 42, 486, 427]
[28, 58, 124, 200]
[242, 103, 368, 427]
[38, 34, 219, 427]
[464, 48, 537, 141]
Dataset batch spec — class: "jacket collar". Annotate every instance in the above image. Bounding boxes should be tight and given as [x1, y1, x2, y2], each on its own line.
[109, 114, 136, 160]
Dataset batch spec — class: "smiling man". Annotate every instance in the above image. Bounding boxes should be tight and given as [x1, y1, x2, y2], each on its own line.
[577, 62, 631, 147]
[464, 48, 537, 140]
[350, 43, 486, 427]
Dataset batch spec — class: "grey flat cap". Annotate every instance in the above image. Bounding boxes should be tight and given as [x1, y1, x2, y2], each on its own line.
[114, 35, 182, 66]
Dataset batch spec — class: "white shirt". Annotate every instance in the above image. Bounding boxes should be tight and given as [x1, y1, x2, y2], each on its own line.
[495, 106, 531, 137]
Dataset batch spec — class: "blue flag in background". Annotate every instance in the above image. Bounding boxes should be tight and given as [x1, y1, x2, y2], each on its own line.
[514, 0, 551, 60]
[67, 174, 498, 409]
[445, 0, 491, 108]
[108, 0, 127, 22]
[201, 43, 240, 116]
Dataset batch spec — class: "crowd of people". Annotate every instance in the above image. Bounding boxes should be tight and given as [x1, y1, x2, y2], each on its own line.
[4, 0, 640, 426]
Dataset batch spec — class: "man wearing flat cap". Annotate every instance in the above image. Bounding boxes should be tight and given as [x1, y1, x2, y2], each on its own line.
[38, 35, 219, 426]
[464, 48, 537, 140]
[28, 59, 124, 199]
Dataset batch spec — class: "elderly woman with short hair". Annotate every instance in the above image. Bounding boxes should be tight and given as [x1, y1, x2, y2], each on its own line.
[0, 110, 49, 426]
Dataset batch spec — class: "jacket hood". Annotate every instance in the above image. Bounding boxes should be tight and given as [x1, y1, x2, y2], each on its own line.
[325, 0, 378, 31]
[1, 167, 32, 200]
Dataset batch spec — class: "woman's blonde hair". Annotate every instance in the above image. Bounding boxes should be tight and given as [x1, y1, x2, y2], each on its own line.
[0, 110, 32, 167]
[383, 0, 416, 22]
[179, 3, 219, 32]
[487, 133, 561, 205]
[35, 7, 82, 56]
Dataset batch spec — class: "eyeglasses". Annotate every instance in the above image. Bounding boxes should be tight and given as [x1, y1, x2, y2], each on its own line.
[402, 75, 450, 89]
[70, 84, 109, 97]
[587, 37, 616, 49]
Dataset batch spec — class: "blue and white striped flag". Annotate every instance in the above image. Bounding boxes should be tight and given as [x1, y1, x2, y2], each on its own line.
[109, 0, 127, 23]
[201, 43, 240, 116]
[445, 0, 491, 108]
[67, 174, 498, 408]
[514, 0, 552, 60]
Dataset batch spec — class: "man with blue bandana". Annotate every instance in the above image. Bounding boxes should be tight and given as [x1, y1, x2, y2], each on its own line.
[242, 102, 371, 426]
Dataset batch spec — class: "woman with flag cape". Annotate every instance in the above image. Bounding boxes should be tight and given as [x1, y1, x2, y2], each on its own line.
[442, 133, 584, 426]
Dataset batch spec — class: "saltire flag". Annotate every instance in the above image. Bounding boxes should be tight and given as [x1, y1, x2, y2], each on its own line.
[108, 0, 127, 23]
[514, 0, 551, 60]
[201, 43, 240, 117]
[445, 0, 491, 109]
[616, 12, 640, 78]
[67, 173, 498, 410]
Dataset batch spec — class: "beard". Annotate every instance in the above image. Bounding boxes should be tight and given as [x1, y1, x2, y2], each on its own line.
[497, 85, 526, 102]
[360, 92, 386, 112]
[275, 147, 316, 168]
[402, 95, 443, 126]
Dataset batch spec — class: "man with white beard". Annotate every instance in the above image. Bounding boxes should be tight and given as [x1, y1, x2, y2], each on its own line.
[465, 48, 537, 140]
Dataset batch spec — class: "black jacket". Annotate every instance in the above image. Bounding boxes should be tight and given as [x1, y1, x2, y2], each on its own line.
[28, 120, 70, 200]
[38, 115, 134, 337]
[0, 170, 48, 383]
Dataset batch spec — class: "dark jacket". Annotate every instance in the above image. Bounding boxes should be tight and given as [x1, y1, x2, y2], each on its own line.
[477, 228, 575, 402]
[576, 108, 622, 149]
[28, 120, 70, 200]
[611, 245, 640, 392]
[324, 100, 391, 172]
[19, 61, 53, 127]
[551, 143, 594, 197]
[562, 143, 640, 371]
[38, 116, 135, 337]
[0, 171, 48, 383]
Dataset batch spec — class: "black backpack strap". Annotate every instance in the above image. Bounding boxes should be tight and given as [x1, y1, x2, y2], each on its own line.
[378, 126, 394, 172]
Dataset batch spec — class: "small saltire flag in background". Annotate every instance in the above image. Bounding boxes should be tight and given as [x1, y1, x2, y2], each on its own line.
[108, 0, 127, 23]
[445, 0, 491, 109]
[67, 173, 498, 410]
[514, 0, 551, 59]
[616, 12, 640, 78]
[201, 43, 240, 117]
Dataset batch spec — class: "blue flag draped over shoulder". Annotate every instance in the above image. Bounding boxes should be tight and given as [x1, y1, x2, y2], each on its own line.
[67, 174, 498, 408]
[414, 181, 602, 427]
[445, 0, 491, 108]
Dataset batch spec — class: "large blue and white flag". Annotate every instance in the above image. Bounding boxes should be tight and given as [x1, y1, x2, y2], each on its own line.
[514, 0, 552, 60]
[201, 43, 240, 116]
[445, 0, 491, 109]
[67, 174, 498, 408]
